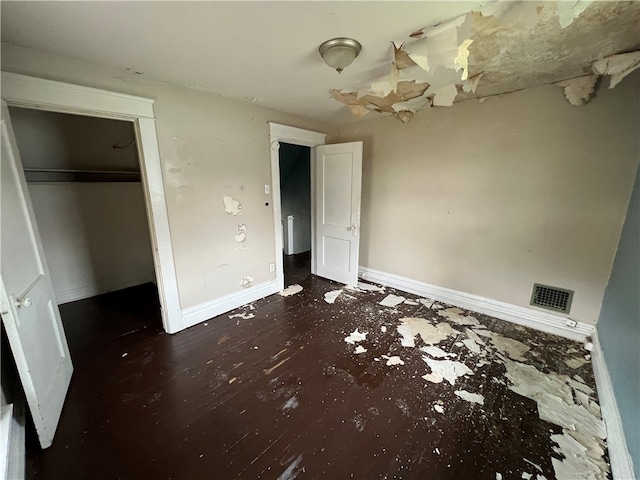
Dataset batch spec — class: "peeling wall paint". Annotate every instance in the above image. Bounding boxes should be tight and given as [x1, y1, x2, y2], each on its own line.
[223, 195, 242, 216]
[1, 44, 331, 311]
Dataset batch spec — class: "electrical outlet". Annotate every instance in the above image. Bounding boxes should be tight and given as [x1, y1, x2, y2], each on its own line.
[269, 263, 275, 272]
[264, 184, 270, 195]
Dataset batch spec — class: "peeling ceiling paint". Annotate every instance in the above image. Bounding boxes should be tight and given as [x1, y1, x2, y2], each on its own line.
[330, 1, 640, 122]
[1, 1, 638, 125]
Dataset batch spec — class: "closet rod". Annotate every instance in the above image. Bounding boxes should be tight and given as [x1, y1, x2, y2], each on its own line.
[23, 168, 140, 175]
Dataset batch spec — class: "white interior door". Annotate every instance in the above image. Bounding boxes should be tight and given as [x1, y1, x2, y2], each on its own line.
[314, 142, 363, 286]
[0, 102, 73, 449]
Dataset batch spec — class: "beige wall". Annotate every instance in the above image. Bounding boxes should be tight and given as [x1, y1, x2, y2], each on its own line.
[335, 74, 640, 324]
[29, 183, 155, 304]
[2, 43, 330, 310]
[8, 106, 139, 171]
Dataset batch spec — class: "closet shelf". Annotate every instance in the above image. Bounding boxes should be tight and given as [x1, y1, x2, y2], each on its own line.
[24, 168, 141, 183]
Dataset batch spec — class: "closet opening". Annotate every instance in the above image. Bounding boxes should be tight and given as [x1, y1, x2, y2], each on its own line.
[7, 106, 163, 360]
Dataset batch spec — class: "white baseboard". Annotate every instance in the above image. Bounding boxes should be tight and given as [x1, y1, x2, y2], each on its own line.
[359, 266, 594, 342]
[54, 273, 156, 304]
[591, 330, 635, 480]
[1, 398, 25, 480]
[1, 404, 12, 480]
[181, 280, 278, 329]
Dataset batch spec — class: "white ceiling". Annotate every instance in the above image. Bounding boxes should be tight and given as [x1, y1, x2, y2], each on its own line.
[2, 1, 639, 126]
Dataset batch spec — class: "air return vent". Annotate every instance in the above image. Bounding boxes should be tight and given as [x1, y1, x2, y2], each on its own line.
[530, 283, 573, 314]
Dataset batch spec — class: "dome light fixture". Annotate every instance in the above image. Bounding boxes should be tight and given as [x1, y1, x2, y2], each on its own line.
[318, 37, 362, 73]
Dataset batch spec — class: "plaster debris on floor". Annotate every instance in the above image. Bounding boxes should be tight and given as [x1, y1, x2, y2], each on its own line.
[327, 281, 610, 480]
[324, 289, 343, 304]
[279, 283, 303, 296]
[344, 328, 367, 345]
[228, 312, 254, 320]
[39, 280, 613, 479]
[357, 281, 385, 292]
[379, 293, 405, 307]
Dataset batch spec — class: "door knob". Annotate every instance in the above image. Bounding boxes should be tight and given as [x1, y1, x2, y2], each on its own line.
[15, 296, 32, 308]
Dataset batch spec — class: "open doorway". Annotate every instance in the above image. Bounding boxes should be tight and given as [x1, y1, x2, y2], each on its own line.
[7, 107, 164, 356]
[279, 143, 312, 286]
[268, 123, 326, 291]
[269, 123, 363, 290]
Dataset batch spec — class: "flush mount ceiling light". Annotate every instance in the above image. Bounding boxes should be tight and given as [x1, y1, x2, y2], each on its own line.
[319, 37, 362, 73]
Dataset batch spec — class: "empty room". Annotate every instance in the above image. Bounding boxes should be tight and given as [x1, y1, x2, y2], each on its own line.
[1, 2, 638, 479]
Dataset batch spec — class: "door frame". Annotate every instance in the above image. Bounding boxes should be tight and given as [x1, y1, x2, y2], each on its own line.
[1, 72, 183, 333]
[268, 123, 326, 291]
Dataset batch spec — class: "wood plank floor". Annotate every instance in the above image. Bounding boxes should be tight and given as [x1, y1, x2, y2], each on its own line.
[26, 276, 609, 479]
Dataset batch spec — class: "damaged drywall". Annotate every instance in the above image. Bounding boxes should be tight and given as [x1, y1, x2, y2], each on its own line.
[235, 224, 247, 243]
[223, 195, 242, 216]
[327, 2, 639, 121]
[558, 75, 598, 106]
[557, 50, 640, 106]
[592, 51, 640, 89]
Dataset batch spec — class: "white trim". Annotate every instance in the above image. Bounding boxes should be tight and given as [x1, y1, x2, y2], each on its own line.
[269, 123, 327, 146]
[268, 123, 326, 291]
[1, 72, 154, 119]
[53, 274, 156, 305]
[1, 404, 13, 480]
[0, 397, 25, 480]
[359, 266, 595, 342]
[591, 330, 636, 480]
[181, 281, 278, 329]
[1, 72, 183, 334]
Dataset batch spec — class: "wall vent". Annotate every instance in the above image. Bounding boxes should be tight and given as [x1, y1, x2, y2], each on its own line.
[530, 283, 573, 314]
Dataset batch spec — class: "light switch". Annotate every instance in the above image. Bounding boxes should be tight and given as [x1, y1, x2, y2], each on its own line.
[264, 184, 270, 195]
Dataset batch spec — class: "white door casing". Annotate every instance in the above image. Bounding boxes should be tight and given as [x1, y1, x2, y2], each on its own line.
[1, 72, 183, 334]
[0, 101, 73, 449]
[314, 142, 363, 286]
[268, 123, 326, 291]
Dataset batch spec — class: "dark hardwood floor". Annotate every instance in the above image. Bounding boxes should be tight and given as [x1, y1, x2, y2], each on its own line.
[283, 251, 311, 286]
[26, 277, 608, 479]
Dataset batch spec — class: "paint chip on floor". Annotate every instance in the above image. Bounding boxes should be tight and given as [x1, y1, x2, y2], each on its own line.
[379, 294, 405, 307]
[280, 284, 303, 296]
[324, 289, 343, 304]
[357, 282, 385, 292]
[564, 357, 589, 369]
[422, 357, 473, 385]
[398, 317, 461, 346]
[229, 312, 255, 320]
[382, 355, 404, 366]
[454, 390, 485, 405]
[344, 329, 367, 344]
